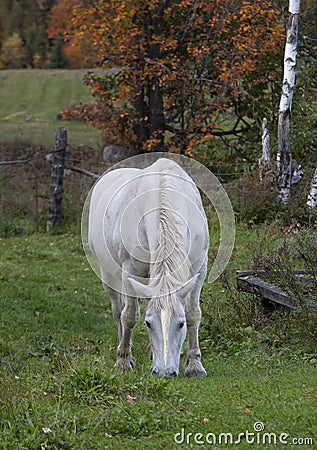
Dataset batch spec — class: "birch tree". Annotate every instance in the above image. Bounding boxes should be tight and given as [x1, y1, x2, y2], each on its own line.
[259, 117, 273, 189]
[277, 0, 301, 204]
[307, 169, 317, 208]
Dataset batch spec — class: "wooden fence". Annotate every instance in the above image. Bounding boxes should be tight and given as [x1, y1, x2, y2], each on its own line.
[236, 269, 317, 313]
[0, 126, 308, 234]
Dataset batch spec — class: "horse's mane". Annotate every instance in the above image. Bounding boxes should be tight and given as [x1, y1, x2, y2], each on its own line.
[148, 170, 190, 313]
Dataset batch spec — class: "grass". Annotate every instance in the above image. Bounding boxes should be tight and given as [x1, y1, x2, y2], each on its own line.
[0, 69, 102, 148]
[0, 67, 316, 449]
[0, 228, 316, 450]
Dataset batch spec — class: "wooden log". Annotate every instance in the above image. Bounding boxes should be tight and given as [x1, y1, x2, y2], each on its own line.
[47, 127, 67, 231]
[236, 272, 296, 310]
[236, 269, 316, 281]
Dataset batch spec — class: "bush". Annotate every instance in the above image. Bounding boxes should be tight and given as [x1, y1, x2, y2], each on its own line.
[253, 230, 317, 306]
[252, 230, 317, 352]
[201, 228, 317, 358]
[226, 177, 280, 225]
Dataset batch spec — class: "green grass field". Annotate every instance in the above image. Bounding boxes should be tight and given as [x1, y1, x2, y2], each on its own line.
[0, 69, 102, 148]
[0, 69, 316, 450]
[0, 227, 316, 450]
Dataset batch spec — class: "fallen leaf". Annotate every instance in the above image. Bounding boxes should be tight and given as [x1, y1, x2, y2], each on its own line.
[243, 407, 254, 414]
[202, 417, 209, 423]
[126, 394, 137, 404]
[219, 383, 226, 393]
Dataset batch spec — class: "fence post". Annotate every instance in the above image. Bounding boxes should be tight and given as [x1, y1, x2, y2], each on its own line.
[47, 127, 67, 231]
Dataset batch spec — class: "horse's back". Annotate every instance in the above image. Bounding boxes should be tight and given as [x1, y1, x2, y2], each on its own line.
[88, 158, 209, 288]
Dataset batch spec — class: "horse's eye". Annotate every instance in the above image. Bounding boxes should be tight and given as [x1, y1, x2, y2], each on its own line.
[145, 320, 151, 329]
[179, 321, 185, 329]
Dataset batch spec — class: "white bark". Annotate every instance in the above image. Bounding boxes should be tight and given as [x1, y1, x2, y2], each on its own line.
[277, 0, 300, 204]
[307, 168, 317, 208]
[259, 118, 272, 188]
[279, 0, 300, 113]
[289, 0, 301, 14]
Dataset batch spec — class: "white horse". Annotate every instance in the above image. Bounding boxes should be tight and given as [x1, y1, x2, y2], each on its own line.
[88, 158, 209, 377]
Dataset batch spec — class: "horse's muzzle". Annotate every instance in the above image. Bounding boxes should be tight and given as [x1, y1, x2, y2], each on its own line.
[152, 368, 178, 378]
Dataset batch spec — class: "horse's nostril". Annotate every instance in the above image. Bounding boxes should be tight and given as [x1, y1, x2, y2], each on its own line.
[165, 370, 177, 378]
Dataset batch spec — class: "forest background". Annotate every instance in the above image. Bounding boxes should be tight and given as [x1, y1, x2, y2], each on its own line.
[0, 0, 316, 166]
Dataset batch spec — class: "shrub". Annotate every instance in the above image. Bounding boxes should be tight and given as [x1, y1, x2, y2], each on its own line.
[252, 230, 317, 352]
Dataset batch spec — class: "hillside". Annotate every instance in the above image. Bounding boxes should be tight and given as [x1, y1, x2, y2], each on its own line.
[0, 69, 102, 148]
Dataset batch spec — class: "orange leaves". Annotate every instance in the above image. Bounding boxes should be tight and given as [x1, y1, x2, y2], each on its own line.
[219, 0, 284, 83]
[126, 394, 137, 404]
[219, 383, 226, 393]
[60, 0, 286, 154]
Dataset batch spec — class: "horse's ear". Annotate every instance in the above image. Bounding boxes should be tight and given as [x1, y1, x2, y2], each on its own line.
[176, 274, 199, 301]
[128, 278, 154, 299]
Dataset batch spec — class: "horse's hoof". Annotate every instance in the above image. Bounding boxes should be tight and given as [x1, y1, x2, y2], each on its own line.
[115, 356, 135, 371]
[184, 361, 207, 378]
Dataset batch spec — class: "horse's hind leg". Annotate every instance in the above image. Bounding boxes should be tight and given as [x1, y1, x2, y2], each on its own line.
[104, 285, 124, 347]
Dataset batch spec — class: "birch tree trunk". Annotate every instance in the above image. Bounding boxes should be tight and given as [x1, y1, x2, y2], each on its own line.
[47, 127, 67, 231]
[259, 117, 273, 189]
[277, 0, 300, 204]
[307, 168, 317, 208]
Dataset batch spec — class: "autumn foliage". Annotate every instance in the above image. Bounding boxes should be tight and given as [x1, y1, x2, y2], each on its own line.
[59, 0, 285, 154]
[0, 0, 287, 155]
[47, 0, 97, 68]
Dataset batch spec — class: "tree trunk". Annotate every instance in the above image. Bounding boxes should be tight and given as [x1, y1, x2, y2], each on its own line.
[148, 2, 165, 151]
[259, 117, 273, 189]
[307, 168, 317, 208]
[148, 73, 165, 151]
[277, 0, 300, 204]
[47, 127, 67, 231]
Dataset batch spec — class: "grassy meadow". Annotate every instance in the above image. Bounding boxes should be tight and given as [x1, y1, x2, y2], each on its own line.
[0, 69, 102, 148]
[0, 225, 316, 450]
[0, 69, 316, 449]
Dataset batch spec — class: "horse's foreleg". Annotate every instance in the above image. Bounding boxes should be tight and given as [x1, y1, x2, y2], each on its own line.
[184, 265, 207, 378]
[116, 295, 139, 370]
[185, 304, 207, 378]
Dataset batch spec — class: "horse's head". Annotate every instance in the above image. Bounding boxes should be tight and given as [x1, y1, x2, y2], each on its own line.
[128, 275, 198, 377]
